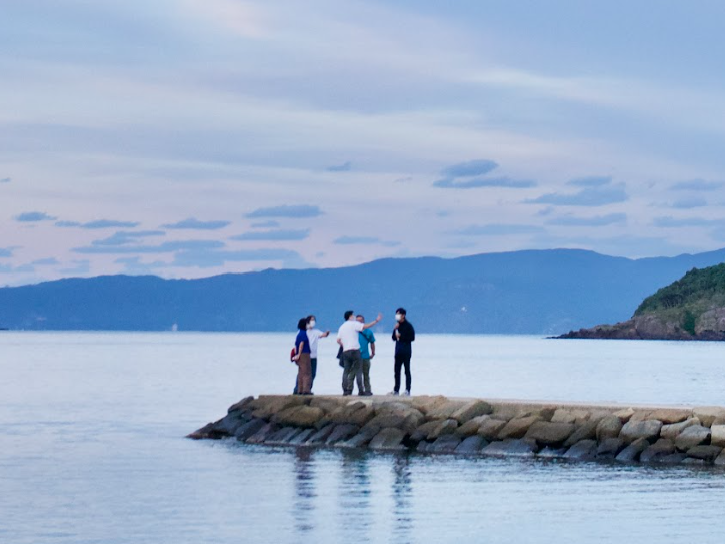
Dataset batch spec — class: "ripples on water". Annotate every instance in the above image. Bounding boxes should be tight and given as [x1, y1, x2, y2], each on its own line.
[3, 332, 725, 543]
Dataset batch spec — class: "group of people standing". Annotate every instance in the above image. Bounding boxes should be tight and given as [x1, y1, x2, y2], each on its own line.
[291, 308, 415, 397]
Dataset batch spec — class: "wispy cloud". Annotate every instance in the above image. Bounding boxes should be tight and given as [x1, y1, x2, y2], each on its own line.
[231, 229, 310, 241]
[546, 213, 627, 226]
[451, 224, 545, 236]
[55, 219, 140, 229]
[441, 159, 498, 178]
[15, 211, 57, 222]
[171, 247, 313, 269]
[0, 247, 15, 258]
[161, 217, 231, 230]
[74, 240, 224, 254]
[91, 230, 165, 246]
[0, 177, 10, 183]
[567, 176, 612, 187]
[333, 236, 400, 247]
[31, 257, 60, 266]
[250, 220, 280, 228]
[434, 177, 536, 189]
[527, 184, 628, 207]
[245, 205, 323, 219]
[58, 260, 91, 276]
[670, 179, 725, 191]
[670, 197, 708, 209]
[327, 160, 352, 172]
[653, 216, 725, 227]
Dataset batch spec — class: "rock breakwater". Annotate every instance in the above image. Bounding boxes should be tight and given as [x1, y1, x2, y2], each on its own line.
[189, 395, 725, 466]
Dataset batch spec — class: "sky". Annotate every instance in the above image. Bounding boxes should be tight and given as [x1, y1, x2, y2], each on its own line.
[3, 1, 725, 286]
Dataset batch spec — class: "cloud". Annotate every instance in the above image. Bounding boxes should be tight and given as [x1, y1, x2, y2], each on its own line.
[653, 216, 724, 227]
[433, 177, 536, 189]
[245, 205, 323, 219]
[91, 230, 166, 246]
[567, 176, 612, 187]
[250, 220, 280, 228]
[73, 240, 224, 254]
[527, 184, 628, 207]
[326, 161, 352, 172]
[441, 159, 498, 178]
[670, 179, 725, 191]
[0, 247, 15, 258]
[0, 177, 10, 183]
[55, 219, 141, 229]
[230, 229, 310, 241]
[115, 257, 167, 275]
[58, 260, 91, 276]
[451, 224, 545, 236]
[31, 257, 60, 266]
[670, 197, 707, 209]
[546, 213, 627, 226]
[171, 248, 314, 269]
[333, 236, 400, 247]
[15, 211, 57, 222]
[161, 217, 231, 230]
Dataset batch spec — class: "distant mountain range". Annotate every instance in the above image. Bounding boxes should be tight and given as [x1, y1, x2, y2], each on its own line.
[2, 247, 725, 334]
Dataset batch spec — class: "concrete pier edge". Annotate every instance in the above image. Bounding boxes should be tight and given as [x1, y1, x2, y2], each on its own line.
[189, 395, 725, 467]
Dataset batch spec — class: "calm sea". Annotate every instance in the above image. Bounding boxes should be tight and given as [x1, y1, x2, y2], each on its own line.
[3, 332, 725, 544]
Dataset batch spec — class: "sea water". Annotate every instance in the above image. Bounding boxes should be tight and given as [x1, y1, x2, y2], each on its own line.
[2, 332, 725, 544]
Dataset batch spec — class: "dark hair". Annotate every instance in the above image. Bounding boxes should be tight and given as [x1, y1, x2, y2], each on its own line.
[297, 318, 308, 330]
[306, 315, 316, 323]
[396, 307, 407, 316]
[356, 314, 364, 320]
[344, 310, 354, 320]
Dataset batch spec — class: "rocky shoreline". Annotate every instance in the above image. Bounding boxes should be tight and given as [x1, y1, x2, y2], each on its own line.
[188, 395, 725, 466]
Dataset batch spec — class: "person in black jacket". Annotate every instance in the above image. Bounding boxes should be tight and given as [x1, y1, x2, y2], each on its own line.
[389, 307, 415, 396]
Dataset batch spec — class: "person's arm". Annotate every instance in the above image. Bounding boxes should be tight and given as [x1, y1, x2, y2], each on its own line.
[370, 341, 375, 358]
[362, 313, 382, 330]
[321, 330, 330, 338]
[294, 340, 305, 361]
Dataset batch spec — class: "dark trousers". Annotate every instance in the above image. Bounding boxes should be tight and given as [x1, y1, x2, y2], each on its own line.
[293, 357, 317, 394]
[341, 349, 363, 394]
[394, 354, 411, 393]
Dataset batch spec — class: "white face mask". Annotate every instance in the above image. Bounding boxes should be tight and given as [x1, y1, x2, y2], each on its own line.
[308, 321, 315, 329]
[395, 314, 402, 322]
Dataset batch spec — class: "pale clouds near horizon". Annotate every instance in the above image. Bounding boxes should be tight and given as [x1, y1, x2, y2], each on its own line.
[2, 1, 725, 285]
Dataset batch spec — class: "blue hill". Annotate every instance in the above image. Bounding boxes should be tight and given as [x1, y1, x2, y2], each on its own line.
[1, 247, 725, 333]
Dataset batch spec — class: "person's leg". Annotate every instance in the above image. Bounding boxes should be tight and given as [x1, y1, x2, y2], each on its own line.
[300, 354, 312, 394]
[404, 356, 412, 393]
[342, 352, 354, 395]
[393, 355, 402, 393]
[362, 358, 371, 394]
[296, 361, 304, 395]
[310, 358, 318, 389]
[353, 352, 364, 394]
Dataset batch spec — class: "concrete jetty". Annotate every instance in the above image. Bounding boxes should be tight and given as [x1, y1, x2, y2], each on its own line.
[188, 395, 725, 466]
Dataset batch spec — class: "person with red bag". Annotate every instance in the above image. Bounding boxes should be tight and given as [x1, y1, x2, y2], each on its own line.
[292, 317, 313, 395]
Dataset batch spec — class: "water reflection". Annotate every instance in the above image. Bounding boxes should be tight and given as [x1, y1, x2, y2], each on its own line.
[337, 450, 372, 542]
[293, 448, 316, 534]
[391, 455, 413, 544]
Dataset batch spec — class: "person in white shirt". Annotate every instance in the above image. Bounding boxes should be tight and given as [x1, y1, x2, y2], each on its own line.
[293, 315, 330, 394]
[337, 310, 382, 395]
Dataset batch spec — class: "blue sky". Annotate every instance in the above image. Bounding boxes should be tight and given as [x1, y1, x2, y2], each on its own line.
[3, 1, 725, 286]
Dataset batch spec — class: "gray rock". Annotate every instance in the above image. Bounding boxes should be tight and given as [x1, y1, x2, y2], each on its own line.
[426, 400, 469, 420]
[455, 435, 487, 455]
[675, 425, 711, 452]
[250, 395, 307, 420]
[596, 415, 623, 441]
[329, 403, 374, 426]
[615, 437, 649, 462]
[612, 408, 635, 423]
[639, 439, 675, 463]
[428, 419, 459, 440]
[693, 406, 725, 427]
[537, 447, 567, 458]
[596, 438, 625, 459]
[325, 424, 360, 445]
[305, 423, 336, 445]
[550, 408, 577, 424]
[362, 413, 419, 435]
[416, 441, 432, 453]
[429, 435, 462, 453]
[661, 417, 701, 440]
[272, 405, 325, 428]
[213, 411, 250, 436]
[525, 421, 575, 446]
[657, 453, 687, 464]
[265, 426, 300, 445]
[234, 418, 266, 441]
[497, 415, 542, 440]
[477, 418, 508, 440]
[455, 415, 490, 437]
[563, 439, 597, 461]
[563, 419, 599, 448]
[410, 420, 441, 442]
[451, 400, 493, 424]
[686, 445, 722, 462]
[619, 419, 663, 443]
[710, 424, 725, 447]
[246, 422, 279, 444]
[482, 439, 537, 457]
[682, 457, 706, 466]
[369, 428, 407, 450]
[288, 428, 315, 445]
[342, 426, 380, 448]
[227, 396, 254, 413]
[714, 450, 725, 466]
[645, 409, 691, 424]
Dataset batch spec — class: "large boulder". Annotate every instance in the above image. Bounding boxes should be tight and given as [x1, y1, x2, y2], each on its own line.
[428, 419, 459, 440]
[246, 422, 279, 444]
[596, 415, 623, 441]
[369, 428, 407, 450]
[227, 396, 254, 413]
[639, 439, 675, 463]
[265, 426, 301, 445]
[524, 421, 575, 446]
[497, 415, 542, 440]
[289, 428, 316, 445]
[250, 395, 307, 419]
[645, 409, 691, 424]
[612, 408, 635, 423]
[597, 438, 625, 459]
[305, 423, 337, 445]
[325, 424, 360, 445]
[693, 407, 725, 427]
[272, 405, 324, 428]
[455, 435, 487, 455]
[619, 419, 662, 444]
[661, 418, 701, 440]
[410, 395, 450, 415]
[455, 415, 490, 437]
[675, 425, 711, 452]
[426, 400, 469, 420]
[482, 439, 537, 457]
[710, 424, 725, 447]
[477, 418, 508, 441]
[687, 445, 722, 462]
[563, 419, 599, 448]
[563, 440, 597, 461]
[551, 409, 590, 425]
[451, 400, 493, 424]
[429, 435, 462, 453]
[615, 437, 649, 462]
[341, 425, 379, 448]
[410, 420, 442, 443]
[234, 418, 267, 441]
